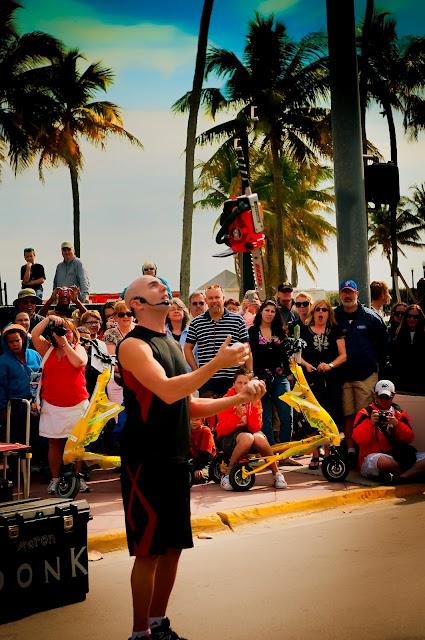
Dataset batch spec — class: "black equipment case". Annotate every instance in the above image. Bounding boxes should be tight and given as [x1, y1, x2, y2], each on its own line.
[0, 497, 91, 622]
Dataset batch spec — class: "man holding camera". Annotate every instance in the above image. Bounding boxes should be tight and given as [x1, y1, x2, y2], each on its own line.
[53, 241, 90, 302]
[352, 380, 425, 482]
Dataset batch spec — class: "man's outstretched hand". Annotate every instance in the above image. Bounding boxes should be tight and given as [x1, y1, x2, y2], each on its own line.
[215, 336, 250, 369]
[237, 379, 266, 405]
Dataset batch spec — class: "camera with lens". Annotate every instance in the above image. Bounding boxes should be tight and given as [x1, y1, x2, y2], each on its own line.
[377, 410, 391, 430]
[45, 321, 67, 344]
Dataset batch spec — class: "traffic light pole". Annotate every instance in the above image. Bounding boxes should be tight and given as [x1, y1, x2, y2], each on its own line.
[326, 0, 370, 304]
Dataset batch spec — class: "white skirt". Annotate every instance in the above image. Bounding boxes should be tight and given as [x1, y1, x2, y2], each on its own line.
[39, 399, 89, 439]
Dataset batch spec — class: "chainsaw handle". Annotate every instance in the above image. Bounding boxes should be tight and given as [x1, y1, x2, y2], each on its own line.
[215, 203, 245, 245]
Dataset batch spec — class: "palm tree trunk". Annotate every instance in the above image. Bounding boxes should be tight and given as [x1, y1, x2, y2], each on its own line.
[69, 163, 81, 256]
[383, 102, 400, 301]
[179, 0, 214, 304]
[291, 260, 298, 288]
[360, 0, 374, 159]
[397, 269, 417, 303]
[270, 137, 287, 283]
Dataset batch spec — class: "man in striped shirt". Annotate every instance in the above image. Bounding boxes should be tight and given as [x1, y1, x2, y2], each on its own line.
[184, 284, 253, 397]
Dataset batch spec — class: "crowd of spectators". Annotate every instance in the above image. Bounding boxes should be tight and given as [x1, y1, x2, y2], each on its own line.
[1, 244, 425, 494]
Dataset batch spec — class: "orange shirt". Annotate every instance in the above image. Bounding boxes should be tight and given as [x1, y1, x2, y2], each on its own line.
[216, 387, 262, 439]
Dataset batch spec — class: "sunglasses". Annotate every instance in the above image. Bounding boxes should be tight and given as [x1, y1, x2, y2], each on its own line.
[191, 301, 205, 306]
[117, 311, 133, 318]
[406, 314, 420, 319]
[393, 311, 405, 317]
[143, 268, 156, 272]
[295, 301, 310, 308]
[314, 307, 329, 313]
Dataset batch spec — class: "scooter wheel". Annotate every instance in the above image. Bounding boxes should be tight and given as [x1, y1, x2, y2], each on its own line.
[209, 455, 225, 484]
[55, 473, 81, 499]
[321, 455, 349, 482]
[229, 463, 256, 492]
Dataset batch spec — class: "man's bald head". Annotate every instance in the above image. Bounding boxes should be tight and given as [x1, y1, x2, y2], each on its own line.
[124, 275, 151, 309]
[124, 275, 170, 317]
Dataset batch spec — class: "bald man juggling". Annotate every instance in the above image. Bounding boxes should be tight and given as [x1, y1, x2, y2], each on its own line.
[117, 275, 266, 640]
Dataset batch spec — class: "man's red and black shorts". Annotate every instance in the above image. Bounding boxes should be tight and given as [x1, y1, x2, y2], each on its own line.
[120, 460, 193, 557]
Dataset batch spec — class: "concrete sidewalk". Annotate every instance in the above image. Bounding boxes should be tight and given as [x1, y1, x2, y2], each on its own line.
[28, 459, 425, 552]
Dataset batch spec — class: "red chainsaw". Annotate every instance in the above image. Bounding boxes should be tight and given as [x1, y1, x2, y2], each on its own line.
[213, 142, 267, 300]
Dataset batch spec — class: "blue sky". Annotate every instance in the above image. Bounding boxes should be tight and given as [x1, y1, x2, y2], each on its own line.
[2, 0, 424, 300]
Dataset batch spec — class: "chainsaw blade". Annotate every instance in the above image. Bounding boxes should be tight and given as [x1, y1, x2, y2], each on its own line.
[251, 248, 267, 301]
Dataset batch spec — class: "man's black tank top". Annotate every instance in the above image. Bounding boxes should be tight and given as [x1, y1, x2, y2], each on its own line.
[116, 325, 190, 465]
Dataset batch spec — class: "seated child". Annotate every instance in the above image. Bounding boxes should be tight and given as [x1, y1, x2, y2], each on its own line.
[216, 367, 287, 491]
[190, 418, 216, 483]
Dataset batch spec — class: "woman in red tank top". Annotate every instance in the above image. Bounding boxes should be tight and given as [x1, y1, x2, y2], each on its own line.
[32, 315, 89, 494]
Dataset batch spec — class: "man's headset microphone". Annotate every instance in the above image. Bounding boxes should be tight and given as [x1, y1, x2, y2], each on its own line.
[131, 295, 170, 309]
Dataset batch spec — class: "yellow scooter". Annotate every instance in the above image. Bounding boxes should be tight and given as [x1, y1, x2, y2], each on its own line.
[210, 357, 349, 491]
[55, 369, 123, 498]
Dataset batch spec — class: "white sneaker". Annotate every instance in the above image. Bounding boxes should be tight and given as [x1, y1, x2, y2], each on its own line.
[220, 474, 233, 491]
[274, 472, 288, 489]
[47, 478, 59, 495]
[79, 478, 91, 493]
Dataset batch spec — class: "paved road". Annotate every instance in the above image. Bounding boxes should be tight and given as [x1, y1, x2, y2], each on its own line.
[3, 495, 425, 640]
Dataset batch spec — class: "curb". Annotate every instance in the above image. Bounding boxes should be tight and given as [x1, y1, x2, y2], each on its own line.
[87, 484, 424, 553]
[217, 484, 424, 528]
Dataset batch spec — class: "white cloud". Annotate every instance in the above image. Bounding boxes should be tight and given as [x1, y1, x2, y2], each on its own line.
[19, 0, 197, 74]
[1, 105, 423, 304]
[257, 0, 300, 14]
[0, 110, 234, 303]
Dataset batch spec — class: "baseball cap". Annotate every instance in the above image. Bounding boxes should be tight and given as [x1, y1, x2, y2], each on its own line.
[374, 380, 395, 397]
[339, 279, 358, 292]
[61, 241, 73, 249]
[277, 282, 293, 292]
[13, 288, 43, 306]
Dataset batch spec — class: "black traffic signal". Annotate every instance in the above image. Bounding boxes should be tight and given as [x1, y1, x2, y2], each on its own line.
[364, 162, 400, 206]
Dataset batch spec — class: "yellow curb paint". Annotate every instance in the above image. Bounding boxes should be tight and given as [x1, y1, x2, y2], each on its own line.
[88, 528, 127, 553]
[217, 484, 424, 528]
[88, 515, 228, 553]
[88, 484, 424, 552]
[191, 513, 228, 536]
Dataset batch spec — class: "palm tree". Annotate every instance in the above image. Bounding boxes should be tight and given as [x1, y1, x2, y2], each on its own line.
[173, 13, 331, 283]
[368, 185, 425, 295]
[35, 49, 143, 256]
[0, 1, 63, 173]
[253, 153, 335, 289]
[195, 144, 335, 294]
[180, 0, 214, 304]
[358, 4, 425, 298]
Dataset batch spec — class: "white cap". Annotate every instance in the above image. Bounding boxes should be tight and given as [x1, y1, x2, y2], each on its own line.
[374, 380, 395, 397]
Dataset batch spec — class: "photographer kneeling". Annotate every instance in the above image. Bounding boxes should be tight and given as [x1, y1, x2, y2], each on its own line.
[31, 316, 90, 493]
[353, 380, 425, 483]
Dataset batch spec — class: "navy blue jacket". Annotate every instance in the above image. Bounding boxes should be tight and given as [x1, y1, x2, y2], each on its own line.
[334, 304, 388, 382]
